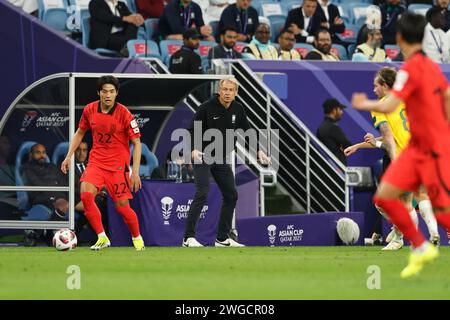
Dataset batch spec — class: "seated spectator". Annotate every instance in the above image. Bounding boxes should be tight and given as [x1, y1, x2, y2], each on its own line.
[89, 0, 144, 56]
[242, 23, 278, 60]
[284, 0, 326, 44]
[356, 5, 382, 45]
[304, 28, 339, 61]
[379, 0, 406, 45]
[136, 0, 165, 19]
[423, 7, 450, 63]
[277, 29, 302, 60]
[208, 26, 243, 63]
[427, 0, 450, 32]
[197, 0, 230, 25]
[219, 0, 259, 43]
[158, 0, 215, 41]
[316, 98, 351, 165]
[169, 29, 203, 74]
[22, 144, 69, 219]
[316, 0, 345, 43]
[352, 28, 389, 62]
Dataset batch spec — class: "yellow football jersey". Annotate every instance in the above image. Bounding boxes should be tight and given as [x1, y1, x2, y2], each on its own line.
[371, 98, 410, 153]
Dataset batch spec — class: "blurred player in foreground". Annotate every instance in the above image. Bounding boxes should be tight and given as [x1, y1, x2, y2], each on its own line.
[352, 12, 450, 278]
[61, 75, 145, 251]
[345, 67, 439, 251]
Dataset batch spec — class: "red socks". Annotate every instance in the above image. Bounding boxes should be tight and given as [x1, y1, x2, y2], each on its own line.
[373, 196, 426, 248]
[80, 192, 104, 235]
[115, 204, 140, 238]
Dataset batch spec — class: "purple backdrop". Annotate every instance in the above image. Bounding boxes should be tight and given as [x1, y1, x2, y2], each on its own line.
[107, 179, 259, 246]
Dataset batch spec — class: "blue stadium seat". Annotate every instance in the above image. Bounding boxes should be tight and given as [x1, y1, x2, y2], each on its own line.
[347, 43, 356, 59]
[331, 44, 348, 60]
[294, 43, 314, 59]
[43, 7, 68, 32]
[337, 24, 357, 44]
[407, 3, 432, 16]
[384, 44, 400, 60]
[52, 142, 69, 165]
[209, 20, 220, 40]
[159, 40, 183, 64]
[130, 143, 159, 178]
[37, 0, 66, 21]
[124, 0, 136, 13]
[81, 17, 120, 57]
[348, 3, 371, 23]
[283, 0, 302, 14]
[198, 41, 216, 57]
[144, 18, 159, 40]
[259, 0, 284, 17]
[127, 39, 161, 58]
[268, 14, 286, 42]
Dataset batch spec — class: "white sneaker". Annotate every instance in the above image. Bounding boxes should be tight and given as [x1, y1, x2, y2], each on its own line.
[381, 239, 404, 251]
[430, 234, 440, 246]
[385, 227, 396, 243]
[182, 237, 204, 247]
[215, 238, 245, 247]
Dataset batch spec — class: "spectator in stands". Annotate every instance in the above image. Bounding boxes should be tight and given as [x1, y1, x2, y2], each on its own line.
[219, 0, 259, 43]
[356, 5, 382, 45]
[89, 0, 144, 56]
[242, 23, 278, 59]
[427, 0, 450, 32]
[284, 0, 326, 44]
[316, 99, 351, 165]
[423, 7, 450, 63]
[158, 0, 215, 41]
[136, 0, 165, 19]
[277, 29, 302, 60]
[197, 0, 230, 25]
[379, 0, 406, 45]
[22, 143, 69, 219]
[304, 28, 340, 60]
[7, 0, 38, 16]
[316, 0, 345, 43]
[352, 27, 389, 62]
[208, 26, 243, 64]
[169, 29, 203, 74]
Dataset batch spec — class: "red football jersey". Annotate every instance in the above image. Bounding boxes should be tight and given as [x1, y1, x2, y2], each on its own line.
[391, 52, 450, 154]
[79, 101, 141, 171]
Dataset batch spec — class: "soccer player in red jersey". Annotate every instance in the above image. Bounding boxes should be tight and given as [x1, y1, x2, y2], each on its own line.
[61, 75, 145, 251]
[352, 12, 450, 278]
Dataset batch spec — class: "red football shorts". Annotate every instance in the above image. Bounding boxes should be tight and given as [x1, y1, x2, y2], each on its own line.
[382, 146, 450, 209]
[80, 164, 133, 201]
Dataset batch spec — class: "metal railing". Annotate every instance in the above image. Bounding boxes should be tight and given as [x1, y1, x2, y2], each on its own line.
[213, 59, 350, 213]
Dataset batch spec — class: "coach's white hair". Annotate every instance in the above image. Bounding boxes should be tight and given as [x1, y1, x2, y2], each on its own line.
[219, 77, 239, 91]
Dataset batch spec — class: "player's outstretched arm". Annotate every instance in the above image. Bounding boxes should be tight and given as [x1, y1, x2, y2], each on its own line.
[352, 93, 401, 114]
[61, 128, 86, 174]
[130, 137, 142, 192]
[344, 140, 374, 157]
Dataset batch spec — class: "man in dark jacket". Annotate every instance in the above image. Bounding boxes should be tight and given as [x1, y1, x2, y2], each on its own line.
[284, 0, 326, 43]
[182, 77, 270, 247]
[426, 0, 450, 32]
[208, 25, 243, 64]
[316, 98, 351, 165]
[169, 29, 203, 74]
[219, 0, 259, 42]
[379, 0, 406, 45]
[315, 0, 345, 42]
[88, 0, 144, 54]
[158, 0, 214, 41]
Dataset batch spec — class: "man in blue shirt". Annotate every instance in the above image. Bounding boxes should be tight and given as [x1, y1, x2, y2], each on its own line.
[158, 0, 214, 41]
[219, 0, 259, 42]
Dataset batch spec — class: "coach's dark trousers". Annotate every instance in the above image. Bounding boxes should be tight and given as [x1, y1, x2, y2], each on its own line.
[184, 162, 238, 240]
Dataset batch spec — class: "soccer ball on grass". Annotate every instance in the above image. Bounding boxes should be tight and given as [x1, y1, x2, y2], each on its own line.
[52, 228, 77, 251]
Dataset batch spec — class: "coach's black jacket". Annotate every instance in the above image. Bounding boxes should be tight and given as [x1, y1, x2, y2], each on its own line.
[189, 94, 251, 160]
[88, 0, 133, 49]
[284, 7, 326, 43]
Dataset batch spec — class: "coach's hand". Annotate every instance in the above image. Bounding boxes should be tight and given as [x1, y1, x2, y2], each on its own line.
[61, 157, 70, 174]
[130, 173, 142, 192]
[258, 150, 272, 166]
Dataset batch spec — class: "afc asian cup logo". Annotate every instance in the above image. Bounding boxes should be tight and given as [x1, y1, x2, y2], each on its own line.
[267, 224, 277, 245]
[20, 111, 38, 131]
[161, 196, 174, 225]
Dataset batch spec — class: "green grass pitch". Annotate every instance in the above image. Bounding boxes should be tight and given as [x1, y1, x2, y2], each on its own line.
[1, 246, 449, 299]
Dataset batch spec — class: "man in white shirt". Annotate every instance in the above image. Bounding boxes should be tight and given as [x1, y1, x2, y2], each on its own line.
[284, 0, 326, 44]
[423, 7, 450, 63]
